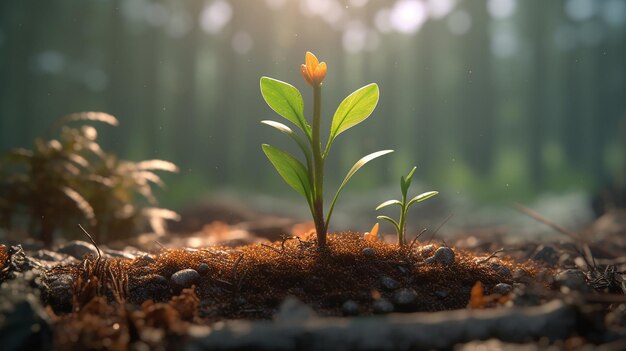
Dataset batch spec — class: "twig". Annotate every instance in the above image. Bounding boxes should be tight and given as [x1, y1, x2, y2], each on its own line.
[477, 248, 505, 264]
[512, 203, 583, 242]
[427, 213, 453, 245]
[78, 224, 101, 260]
[153, 240, 165, 250]
[231, 254, 244, 281]
[408, 228, 428, 252]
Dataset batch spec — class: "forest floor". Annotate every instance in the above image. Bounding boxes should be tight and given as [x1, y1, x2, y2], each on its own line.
[1, 203, 625, 351]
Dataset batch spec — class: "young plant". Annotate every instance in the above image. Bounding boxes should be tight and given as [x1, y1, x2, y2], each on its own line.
[376, 166, 438, 246]
[260, 52, 393, 248]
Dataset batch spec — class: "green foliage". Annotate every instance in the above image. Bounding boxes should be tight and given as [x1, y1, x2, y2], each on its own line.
[260, 52, 392, 248]
[0, 112, 179, 246]
[376, 166, 438, 246]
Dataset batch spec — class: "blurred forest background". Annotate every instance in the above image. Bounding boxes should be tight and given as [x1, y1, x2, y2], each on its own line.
[1, 0, 625, 212]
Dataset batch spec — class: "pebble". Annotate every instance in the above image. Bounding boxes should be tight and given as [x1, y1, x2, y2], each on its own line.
[425, 247, 455, 266]
[493, 283, 513, 295]
[531, 245, 559, 266]
[555, 269, 589, 292]
[393, 288, 417, 308]
[56, 241, 98, 260]
[31, 250, 67, 262]
[197, 263, 209, 274]
[141, 254, 155, 263]
[170, 269, 200, 288]
[103, 249, 136, 260]
[152, 275, 168, 285]
[342, 300, 360, 316]
[372, 298, 394, 314]
[488, 262, 512, 278]
[380, 276, 400, 291]
[362, 247, 375, 257]
[46, 274, 74, 314]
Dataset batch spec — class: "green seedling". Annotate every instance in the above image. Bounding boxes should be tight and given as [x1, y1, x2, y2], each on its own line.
[260, 51, 393, 248]
[376, 166, 438, 246]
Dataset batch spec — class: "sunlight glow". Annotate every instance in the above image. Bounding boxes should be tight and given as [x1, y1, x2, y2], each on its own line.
[564, 0, 597, 21]
[427, 0, 456, 19]
[343, 21, 368, 53]
[490, 25, 518, 58]
[602, 0, 626, 27]
[447, 10, 472, 35]
[487, 0, 517, 19]
[200, 0, 233, 34]
[232, 31, 254, 55]
[374, 8, 393, 33]
[390, 0, 427, 34]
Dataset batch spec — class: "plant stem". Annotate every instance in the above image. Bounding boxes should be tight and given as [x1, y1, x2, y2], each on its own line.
[311, 84, 326, 248]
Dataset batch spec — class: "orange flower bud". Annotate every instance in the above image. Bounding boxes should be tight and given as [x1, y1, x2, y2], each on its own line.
[300, 51, 326, 87]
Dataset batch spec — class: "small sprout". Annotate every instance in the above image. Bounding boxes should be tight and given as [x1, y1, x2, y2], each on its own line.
[260, 51, 392, 248]
[364, 223, 379, 242]
[376, 166, 438, 246]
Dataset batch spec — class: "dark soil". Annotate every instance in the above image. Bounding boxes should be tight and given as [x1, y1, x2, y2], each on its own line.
[1, 210, 625, 350]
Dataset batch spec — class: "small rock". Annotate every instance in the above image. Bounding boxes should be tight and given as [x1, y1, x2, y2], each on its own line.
[141, 254, 155, 263]
[393, 288, 417, 309]
[30, 250, 67, 262]
[56, 241, 98, 260]
[341, 300, 359, 316]
[275, 296, 315, 322]
[372, 298, 394, 314]
[531, 245, 559, 266]
[152, 275, 168, 285]
[362, 247, 375, 257]
[197, 263, 209, 274]
[45, 274, 74, 314]
[493, 283, 513, 295]
[170, 269, 199, 288]
[425, 247, 455, 266]
[103, 249, 136, 260]
[380, 276, 400, 291]
[488, 262, 512, 278]
[555, 269, 589, 292]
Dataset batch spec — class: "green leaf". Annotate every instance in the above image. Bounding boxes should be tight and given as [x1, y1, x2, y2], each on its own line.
[406, 191, 439, 208]
[261, 120, 312, 167]
[376, 199, 402, 211]
[262, 144, 312, 200]
[400, 167, 417, 194]
[325, 149, 393, 230]
[260, 77, 310, 137]
[328, 83, 379, 143]
[377, 215, 400, 234]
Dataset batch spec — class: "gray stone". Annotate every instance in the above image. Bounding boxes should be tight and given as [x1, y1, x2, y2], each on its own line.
[341, 300, 359, 316]
[380, 276, 400, 291]
[372, 298, 394, 314]
[362, 247, 375, 257]
[30, 250, 67, 262]
[197, 263, 210, 274]
[0, 277, 52, 351]
[170, 269, 199, 288]
[141, 254, 155, 263]
[103, 249, 136, 260]
[425, 247, 455, 266]
[152, 275, 168, 285]
[393, 288, 417, 309]
[44, 273, 74, 314]
[531, 245, 559, 266]
[493, 283, 513, 295]
[488, 263, 512, 278]
[56, 240, 98, 260]
[275, 296, 315, 322]
[555, 269, 589, 292]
